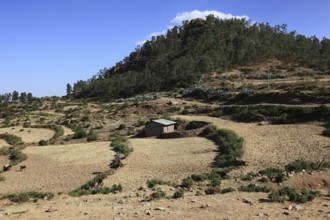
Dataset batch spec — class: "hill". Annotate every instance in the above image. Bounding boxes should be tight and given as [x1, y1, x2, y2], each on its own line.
[70, 16, 330, 100]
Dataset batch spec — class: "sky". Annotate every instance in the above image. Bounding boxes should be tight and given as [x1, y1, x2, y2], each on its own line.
[1, 0, 330, 97]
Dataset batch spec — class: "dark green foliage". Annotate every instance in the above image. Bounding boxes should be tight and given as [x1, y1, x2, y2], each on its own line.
[87, 128, 98, 142]
[149, 190, 166, 200]
[181, 177, 194, 189]
[172, 190, 185, 199]
[0, 133, 23, 145]
[110, 136, 133, 157]
[205, 186, 222, 195]
[69, 173, 122, 197]
[221, 187, 236, 194]
[147, 179, 175, 188]
[259, 168, 285, 183]
[73, 127, 87, 139]
[268, 187, 321, 203]
[285, 159, 330, 172]
[0, 176, 5, 181]
[71, 17, 330, 100]
[118, 124, 126, 130]
[322, 128, 330, 137]
[185, 121, 209, 130]
[199, 125, 217, 136]
[239, 184, 271, 193]
[8, 147, 27, 166]
[3, 191, 54, 203]
[38, 140, 48, 146]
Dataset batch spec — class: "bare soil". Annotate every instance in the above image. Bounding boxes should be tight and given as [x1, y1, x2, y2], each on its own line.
[0, 127, 54, 144]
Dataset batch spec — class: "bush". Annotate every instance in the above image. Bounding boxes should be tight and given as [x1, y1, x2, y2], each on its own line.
[0, 133, 23, 145]
[221, 187, 236, 194]
[149, 190, 166, 200]
[87, 129, 98, 142]
[181, 177, 193, 189]
[322, 128, 330, 137]
[259, 167, 285, 183]
[0, 176, 5, 181]
[205, 186, 221, 195]
[147, 179, 175, 188]
[285, 159, 330, 172]
[172, 190, 185, 199]
[118, 124, 126, 130]
[73, 127, 87, 139]
[268, 187, 321, 203]
[3, 191, 54, 203]
[9, 147, 27, 166]
[239, 184, 271, 193]
[38, 140, 48, 146]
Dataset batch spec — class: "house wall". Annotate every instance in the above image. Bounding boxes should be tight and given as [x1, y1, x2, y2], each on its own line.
[164, 125, 175, 133]
[145, 122, 165, 137]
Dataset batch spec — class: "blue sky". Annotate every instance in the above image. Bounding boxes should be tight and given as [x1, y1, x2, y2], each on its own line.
[1, 0, 330, 97]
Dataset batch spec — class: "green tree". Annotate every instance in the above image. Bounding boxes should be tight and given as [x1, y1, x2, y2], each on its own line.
[27, 93, 33, 102]
[19, 92, 27, 102]
[12, 90, 19, 102]
[66, 83, 72, 96]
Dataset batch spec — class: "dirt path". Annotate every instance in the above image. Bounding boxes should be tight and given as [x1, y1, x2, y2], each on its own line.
[0, 142, 114, 194]
[104, 137, 217, 190]
[174, 115, 330, 172]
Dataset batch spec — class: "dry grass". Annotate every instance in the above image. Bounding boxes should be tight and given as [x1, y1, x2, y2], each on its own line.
[0, 139, 9, 148]
[0, 142, 114, 194]
[104, 137, 217, 190]
[0, 127, 54, 144]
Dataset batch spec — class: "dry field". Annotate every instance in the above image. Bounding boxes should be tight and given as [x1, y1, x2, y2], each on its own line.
[0, 142, 114, 194]
[104, 137, 217, 190]
[174, 115, 330, 172]
[0, 127, 54, 144]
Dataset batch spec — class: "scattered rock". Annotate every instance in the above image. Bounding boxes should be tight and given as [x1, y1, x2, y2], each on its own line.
[257, 121, 268, 126]
[257, 212, 264, 217]
[113, 217, 121, 220]
[190, 200, 197, 203]
[45, 207, 58, 213]
[325, 213, 330, 219]
[287, 205, 293, 210]
[243, 198, 252, 204]
[293, 205, 303, 211]
[200, 204, 210, 208]
[142, 202, 151, 207]
[155, 207, 166, 211]
[145, 210, 152, 216]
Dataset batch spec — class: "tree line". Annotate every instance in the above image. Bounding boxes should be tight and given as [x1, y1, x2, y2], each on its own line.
[68, 16, 330, 100]
[0, 91, 34, 103]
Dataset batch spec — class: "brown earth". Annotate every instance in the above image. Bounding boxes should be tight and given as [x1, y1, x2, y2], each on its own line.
[0, 142, 113, 194]
[0, 127, 54, 144]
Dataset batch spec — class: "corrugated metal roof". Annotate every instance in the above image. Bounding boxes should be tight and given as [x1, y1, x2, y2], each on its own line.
[152, 119, 176, 126]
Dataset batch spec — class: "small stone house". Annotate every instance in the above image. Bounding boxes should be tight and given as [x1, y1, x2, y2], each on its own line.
[145, 119, 176, 137]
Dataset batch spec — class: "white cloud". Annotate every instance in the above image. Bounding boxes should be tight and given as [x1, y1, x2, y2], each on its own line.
[171, 10, 249, 24]
[135, 10, 250, 46]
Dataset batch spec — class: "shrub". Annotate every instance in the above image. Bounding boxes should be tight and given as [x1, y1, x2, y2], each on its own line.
[147, 179, 175, 188]
[3, 191, 54, 203]
[0, 176, 5, 181]
[149, 190, 166, 200]
[9, 147, 27, 166]
[118, 124, 126, 130]
[205, 186, 221, 195]
[172, 190, 185, 199]
[38, 140, 48, 146]
[322, 128, 330, 137]
[110, 136, 133, 157]
[221, 187, 236, 194]
[0, 133, 23, 145]
[268, 187, 321, 203]
[87, 129, 98, 142]
[199, 125, 217, 137]
[181, 177, 193, 189]
[285, 159, 330, 172]
[259, 167, 285, 183]
[239, 184, 271, 193]
[73, 127, 87, 139]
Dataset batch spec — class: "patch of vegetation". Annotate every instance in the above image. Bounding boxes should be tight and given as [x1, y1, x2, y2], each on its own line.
[68, 173, 122, 197]
[118, 124, 126, 130]
[259, 167, 285, 183]
[268, 187, 321, 203]
[285, 159, 330, 172]
[172, 190, 185, 199]
[8, 147, 27, 166]
[2, 191, 54, 203]
[38, 139, 48, 146]
[110, 136, 133, 157]
[239, 184, 271, 193]
[149, 190, 166, 200]
[0, 176, 5, 181]
[147, 179, 175, 188]
[221, 187, 236, 194]
[87, 128, 98, 142]
[73, 126, 87, 139]
[205, 186, 222, 195]
[0, 133, 23, 145]
[201, 126, 244, 168]
[322, 128, 330, 137]
[181, 177, 194, 189]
